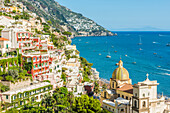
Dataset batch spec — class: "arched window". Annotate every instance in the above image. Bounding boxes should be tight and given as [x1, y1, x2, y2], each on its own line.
[112, 82, 114, 88]
[104, 92, 107, 98]
[143, 93, 145, 97]
[134, 100, 137, 107]
[122, 95, 124, 98]
[143, 101, 146, 107]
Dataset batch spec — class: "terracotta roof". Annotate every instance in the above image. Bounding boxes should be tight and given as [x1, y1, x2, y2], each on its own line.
[0, 38, 9, 41]
[117, 84, 133, 94]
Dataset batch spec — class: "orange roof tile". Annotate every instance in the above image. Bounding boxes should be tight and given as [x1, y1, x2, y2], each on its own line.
[117, 84, 133, 94]
[0, 38, 9, 41]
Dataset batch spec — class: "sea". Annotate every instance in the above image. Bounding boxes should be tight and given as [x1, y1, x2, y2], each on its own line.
[72, 31, 170, 97]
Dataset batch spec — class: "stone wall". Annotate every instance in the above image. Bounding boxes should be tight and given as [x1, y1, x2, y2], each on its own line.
[1, 78, 31, 90]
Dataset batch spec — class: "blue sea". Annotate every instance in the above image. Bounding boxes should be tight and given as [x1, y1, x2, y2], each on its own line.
[72, 32, 170, 96]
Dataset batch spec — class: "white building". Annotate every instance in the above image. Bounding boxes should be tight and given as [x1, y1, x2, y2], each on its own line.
[132, 74, 168, 113]
[2, 82, 53, 107]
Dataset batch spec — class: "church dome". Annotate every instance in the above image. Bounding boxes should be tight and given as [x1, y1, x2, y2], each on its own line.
[112, 60, 129, 80]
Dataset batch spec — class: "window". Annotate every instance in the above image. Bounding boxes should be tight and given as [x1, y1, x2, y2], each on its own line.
[121, 109, 124, 111]
[112, 82, 114, 88]
[0, 44, 1, 48]
[143, 101, 146, 107]
[118, 94, 120, 97]
[26, 33, 28, 36]
[14, 95, 16, 100]
[143, 93, 145, 97]
[104, 92, 107, 98]
[135, 93, 137, 97]
[33, 58, 35, 60]
[122, 95, 124, 98]
[18, 33, 20, 37]
[30, 92, 31, 95]
[20, 101, 22, 105]
[157, 102, 160, 105]
[109, 107, 110, 110]
[37, 58, 39, 60]
[148, 92, 150, 96]
[6, 44, 8, 49]
[20, 94, 22, 98]
[6, 95, 8, 99]
[44, 88, 46, 91]
[105, 106, 107, 108]
[126, 96, 128, 100]
[134, 100, 137, 107]
[22, 33, 24, 36]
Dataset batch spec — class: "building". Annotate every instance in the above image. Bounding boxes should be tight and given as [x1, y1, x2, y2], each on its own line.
[2, 81, 53, 107]
[0, 37, 10, 56]
[66, 58, 80, 67]
[101, 59, 133, 103]
[90, 68, 99, 80]
[132, 74, 167, 113]
[101, 59, 169, 113]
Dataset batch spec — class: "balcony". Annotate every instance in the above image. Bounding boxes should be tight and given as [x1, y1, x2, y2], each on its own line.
[34, 67, 38, 70]
[18, 40, 32, 43]
[22, 46, 34, 50]
[34, 72, 38, 75]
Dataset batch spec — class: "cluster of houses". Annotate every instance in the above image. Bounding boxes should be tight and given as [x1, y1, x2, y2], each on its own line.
[0, 0, 100, 109]
[0, 26, 100, 107]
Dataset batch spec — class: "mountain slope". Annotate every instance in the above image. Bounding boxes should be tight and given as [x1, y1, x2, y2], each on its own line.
[18, 0, 113, 36]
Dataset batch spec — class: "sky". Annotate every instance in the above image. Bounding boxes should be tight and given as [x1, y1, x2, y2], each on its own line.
[55, 0, 170, 31]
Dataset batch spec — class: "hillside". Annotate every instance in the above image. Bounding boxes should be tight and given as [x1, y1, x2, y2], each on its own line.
[18, 0, 113, 36]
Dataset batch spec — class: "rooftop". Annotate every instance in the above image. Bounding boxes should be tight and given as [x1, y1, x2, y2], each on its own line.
[0, 38, 9, 41]
[103, 99, 115, 107]
[117, 84, 133, 94]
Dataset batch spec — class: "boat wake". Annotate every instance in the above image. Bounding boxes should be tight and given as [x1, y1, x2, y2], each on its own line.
[156, 67, 170, 72]
[158, 73, 170, 76]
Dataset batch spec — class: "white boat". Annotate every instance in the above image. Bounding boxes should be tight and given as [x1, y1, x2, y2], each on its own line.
[106, 52, 111, 58]
[139, 48, 142, 51]
[166, 42, 170, 46]
[138, 36, 142, 45]
[132, 62, 136, 64]
[106, 55, 111, 58]
[99, 53, 101, 55]
[125, 54, 127, 57]
[112, 46, 114, 48]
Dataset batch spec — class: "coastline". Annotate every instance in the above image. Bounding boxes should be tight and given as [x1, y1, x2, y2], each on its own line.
[71, 33, 170, 97]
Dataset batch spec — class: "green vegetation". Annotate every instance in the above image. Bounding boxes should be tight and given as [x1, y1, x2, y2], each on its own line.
[94, 81, 100, 95]
[18, 0, 112, 36]
[0, 83, 9, 92]
[80, 57, 93, 82]
[102, 84, 107, 91]
[6, 87, 110, 113]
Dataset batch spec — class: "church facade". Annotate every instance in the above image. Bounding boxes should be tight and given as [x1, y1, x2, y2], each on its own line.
[101, 60, 170, 113]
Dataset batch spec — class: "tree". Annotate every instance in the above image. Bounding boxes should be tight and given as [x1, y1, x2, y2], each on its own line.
[13, 15, 20, 20]
[62, 31, 72, 37]
[61, 73, 66, 82]
[102, 84, 107, 91]
[12, 10, 16, 13]
[8, 69, 19, 79]
[72, 95, 102, 113]
[42, 94, 56, 108]
[94, 81, 100, 95]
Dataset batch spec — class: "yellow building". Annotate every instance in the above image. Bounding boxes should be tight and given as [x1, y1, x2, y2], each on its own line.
[101, 59, 133, 113]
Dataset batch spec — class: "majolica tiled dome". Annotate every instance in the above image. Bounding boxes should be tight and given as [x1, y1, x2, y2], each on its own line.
[112, 60, 129, 80]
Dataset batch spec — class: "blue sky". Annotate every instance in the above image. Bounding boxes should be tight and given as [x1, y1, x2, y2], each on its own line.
[55, 0, 170, 31]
